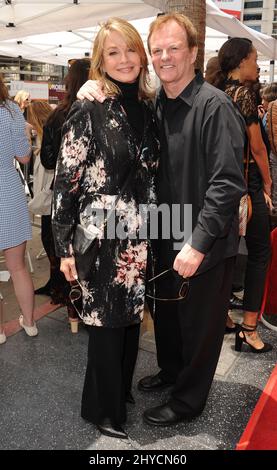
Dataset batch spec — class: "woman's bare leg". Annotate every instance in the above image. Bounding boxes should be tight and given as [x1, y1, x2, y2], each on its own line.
[4, 242, 35, 327]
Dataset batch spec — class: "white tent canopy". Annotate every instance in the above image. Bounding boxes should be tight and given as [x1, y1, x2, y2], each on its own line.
[0, 0, 276, 66]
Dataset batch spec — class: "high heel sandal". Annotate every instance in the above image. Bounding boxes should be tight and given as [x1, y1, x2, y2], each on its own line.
[235, 323, 273, 353]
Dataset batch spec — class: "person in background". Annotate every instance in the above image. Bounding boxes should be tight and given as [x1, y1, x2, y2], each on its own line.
[215, 37, 273, 353]
[259, 83, 277, 219]
[204, 56, 225, 90]
[14, 89, 30, 118]
[0, 75, 37, 342]
[52, 18, 159, 439]
[38, 58, 91, 332]
[258, 82, 277, 128]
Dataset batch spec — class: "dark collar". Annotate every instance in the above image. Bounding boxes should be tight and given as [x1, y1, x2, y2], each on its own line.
[158, 70, 204, 108]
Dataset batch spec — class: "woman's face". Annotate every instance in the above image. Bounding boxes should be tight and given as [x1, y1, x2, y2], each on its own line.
[102, 30, 141, 83]
[22, 95, 30, 110]
[240, 48, 258, 83]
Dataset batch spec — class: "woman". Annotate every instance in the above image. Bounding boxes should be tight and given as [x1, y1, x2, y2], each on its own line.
[37, 59, 91, 332]
[216, 37, 272, 353]
[259, 83, 277, 216]
[0, 75, 37, 341]
[52, 18, 159, 438]
[14, 89, 30, 117]
[204, 56, 225, 90]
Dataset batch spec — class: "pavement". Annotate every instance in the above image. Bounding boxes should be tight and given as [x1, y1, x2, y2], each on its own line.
[0, 305, 276, 451]
[0, 225, 277, 451]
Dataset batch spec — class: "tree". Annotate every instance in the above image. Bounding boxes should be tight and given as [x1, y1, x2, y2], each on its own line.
[165, 0, 206, 71]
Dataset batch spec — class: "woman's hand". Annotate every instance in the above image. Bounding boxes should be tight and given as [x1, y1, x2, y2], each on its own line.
[264, 191, 274, 211]
[60, 256, 78, 282]
[77, 80, 106, 102]
[263, 179, 272, 197]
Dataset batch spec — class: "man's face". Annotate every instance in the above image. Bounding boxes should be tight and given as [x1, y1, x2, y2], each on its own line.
[149, 20, 197, 87]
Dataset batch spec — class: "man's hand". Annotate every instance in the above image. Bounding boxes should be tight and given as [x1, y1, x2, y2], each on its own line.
[173, 243, 205, 278]
[60, 256, 78, 282]
[77, 79, 106, 102]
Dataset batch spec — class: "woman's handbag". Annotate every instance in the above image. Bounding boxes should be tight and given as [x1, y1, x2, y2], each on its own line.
[28, 149, 54, 216]
[233, 86, 252, 236]
[73, 224, 101, 281]
[239, 193, 252, 237]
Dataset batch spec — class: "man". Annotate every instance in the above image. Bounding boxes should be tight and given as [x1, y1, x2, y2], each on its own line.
[139, 12, 246, 426]
[77, 13, 246, 427]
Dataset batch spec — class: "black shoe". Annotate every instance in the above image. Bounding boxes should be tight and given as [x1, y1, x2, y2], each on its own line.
[225, 323, 240, 334]
[126, 391, 135, 404]
[138, 374, 173, 392]
[235, 324, 273, 354]
[229, 294, 243, 310]
[143, 402, 199, 427]
[34, 282, 51, 296]
[97, 421, 128, 439]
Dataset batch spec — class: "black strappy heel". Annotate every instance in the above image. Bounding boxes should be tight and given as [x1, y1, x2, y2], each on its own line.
[235, 323, 273, 353]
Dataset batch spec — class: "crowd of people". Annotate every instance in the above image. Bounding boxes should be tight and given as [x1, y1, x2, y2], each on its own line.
[0, 11, 276, 440]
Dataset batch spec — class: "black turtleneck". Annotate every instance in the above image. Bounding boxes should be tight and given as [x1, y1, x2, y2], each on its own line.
[108, 76, 144, 143]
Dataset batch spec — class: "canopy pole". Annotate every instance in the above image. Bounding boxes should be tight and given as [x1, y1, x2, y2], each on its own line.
[270, 60, 275, 82]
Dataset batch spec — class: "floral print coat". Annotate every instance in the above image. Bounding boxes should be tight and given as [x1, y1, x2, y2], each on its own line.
[52, 98, 159, 328]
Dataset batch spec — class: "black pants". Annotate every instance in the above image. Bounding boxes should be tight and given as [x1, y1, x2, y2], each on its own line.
[81, 323, 140, 425]
[243, 189, 271, 312]
[153, 257, 234, 416]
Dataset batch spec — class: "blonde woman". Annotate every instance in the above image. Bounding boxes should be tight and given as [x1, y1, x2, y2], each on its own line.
[27, 101, 53, 212]
[14, 89, 30, 116]
[52, 18, 159, 439]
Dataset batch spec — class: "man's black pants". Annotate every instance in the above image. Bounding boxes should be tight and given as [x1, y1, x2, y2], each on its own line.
[153, 257, 234, 416]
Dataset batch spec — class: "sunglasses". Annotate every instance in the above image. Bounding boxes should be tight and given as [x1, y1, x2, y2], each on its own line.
[69, 278, 94, 315]
[146, 268, 189, 302]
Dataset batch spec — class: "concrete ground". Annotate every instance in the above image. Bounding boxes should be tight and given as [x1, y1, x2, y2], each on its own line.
[0, 225, 277, 450]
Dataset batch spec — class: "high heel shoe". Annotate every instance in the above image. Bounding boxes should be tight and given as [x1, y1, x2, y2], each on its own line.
[235, 323, 273, 353]
[19, 315, 38, 337]
[69, 318, 79, 334]
[0, 332, 6, 344]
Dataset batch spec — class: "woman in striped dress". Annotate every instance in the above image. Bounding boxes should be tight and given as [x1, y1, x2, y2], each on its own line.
[0, 76, 38, 343]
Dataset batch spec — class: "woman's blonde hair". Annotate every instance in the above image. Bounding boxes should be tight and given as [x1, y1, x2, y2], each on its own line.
[89, 17, 153, 100]
[14, 90, 30, 109]
[27, 101, 52, 142]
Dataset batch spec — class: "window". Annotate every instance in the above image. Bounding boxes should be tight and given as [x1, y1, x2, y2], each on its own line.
[248, 24, 262, 31]
[243, 14, 262, 21]
[244, 1, 263, 8]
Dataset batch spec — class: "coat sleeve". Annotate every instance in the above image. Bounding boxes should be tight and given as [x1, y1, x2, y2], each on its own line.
[191, 98, 247, 254]
[52, 100, 92, 257]
[40, 122, 61, 170]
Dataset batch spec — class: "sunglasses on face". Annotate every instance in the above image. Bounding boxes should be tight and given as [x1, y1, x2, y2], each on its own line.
[146, 268, 190, 302]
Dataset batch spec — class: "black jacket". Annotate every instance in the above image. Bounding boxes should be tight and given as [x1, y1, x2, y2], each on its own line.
[41, 109, 66, 172]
